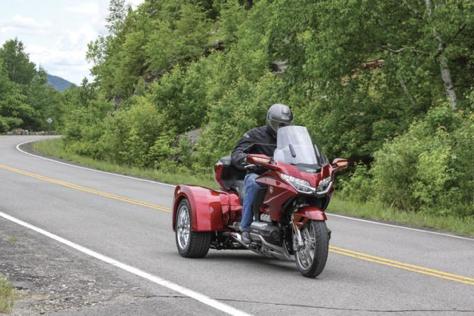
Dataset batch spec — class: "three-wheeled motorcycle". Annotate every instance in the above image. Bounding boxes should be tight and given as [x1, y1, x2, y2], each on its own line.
[172, 126, 348, 278]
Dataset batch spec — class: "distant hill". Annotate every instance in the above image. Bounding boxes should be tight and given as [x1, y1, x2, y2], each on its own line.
[47, 74, 74, 92]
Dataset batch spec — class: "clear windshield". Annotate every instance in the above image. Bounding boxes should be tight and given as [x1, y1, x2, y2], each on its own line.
[273, 126, 327, 172]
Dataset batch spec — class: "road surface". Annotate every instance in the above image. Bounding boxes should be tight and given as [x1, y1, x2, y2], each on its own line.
[0, 135, 473, 315]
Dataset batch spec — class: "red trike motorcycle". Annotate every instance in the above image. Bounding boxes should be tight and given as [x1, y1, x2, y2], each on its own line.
[172, 126, 347, 278]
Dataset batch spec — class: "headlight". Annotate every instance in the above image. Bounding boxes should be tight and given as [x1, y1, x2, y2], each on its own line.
[316, 177, 332, 193]
[280, 174, 314, 194]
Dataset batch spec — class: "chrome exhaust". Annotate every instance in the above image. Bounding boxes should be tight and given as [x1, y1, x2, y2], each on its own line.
[250, 233, 293, 260]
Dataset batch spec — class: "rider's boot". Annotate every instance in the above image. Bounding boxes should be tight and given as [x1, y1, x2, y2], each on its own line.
[241, 231, 251, 244]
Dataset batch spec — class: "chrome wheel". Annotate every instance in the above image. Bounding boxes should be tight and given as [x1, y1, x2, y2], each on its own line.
[175, 199, 211, 258]
[296, 223, 317, 270]
[176, 204, 190, 250]
[294, 220, 329, 278]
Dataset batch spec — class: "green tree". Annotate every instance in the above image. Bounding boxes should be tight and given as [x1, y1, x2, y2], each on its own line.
[60, 0, 474, 220]
[106, 0, 129, 35]
[0, 39, 36, 85]
[0, 60, 34, 132]
[25, 68, 64, 130]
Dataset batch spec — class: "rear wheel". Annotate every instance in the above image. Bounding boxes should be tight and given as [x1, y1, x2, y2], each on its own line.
[175, 199, 211, 258]
[295, 220, 329, 278]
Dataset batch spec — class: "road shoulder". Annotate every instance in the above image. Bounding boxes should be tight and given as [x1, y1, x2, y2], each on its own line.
[0, 217, 206, 315]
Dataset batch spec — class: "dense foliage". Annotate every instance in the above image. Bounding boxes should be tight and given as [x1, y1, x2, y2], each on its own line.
[0, 39, 63, 132]
[61, 0, 473, 217]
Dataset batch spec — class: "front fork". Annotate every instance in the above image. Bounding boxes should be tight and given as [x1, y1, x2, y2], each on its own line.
[290, 213, 331, 252]
[291, 215, 305, 251]
[291, 214, 315, 265]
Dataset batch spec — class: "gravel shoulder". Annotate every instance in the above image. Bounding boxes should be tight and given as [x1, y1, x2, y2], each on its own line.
[0, 217, 205, 316]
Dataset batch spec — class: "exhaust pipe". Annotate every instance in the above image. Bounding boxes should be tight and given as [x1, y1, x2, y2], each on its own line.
[228, 232, 293, 260]
[250, 233, 293, 260]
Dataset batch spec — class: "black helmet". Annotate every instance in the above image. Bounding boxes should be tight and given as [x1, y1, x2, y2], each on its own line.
[266, 103, 293, 133]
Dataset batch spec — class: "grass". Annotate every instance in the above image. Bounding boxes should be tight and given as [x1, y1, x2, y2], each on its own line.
[7, 236, 16, 245]
[0, 275, 14, 314]
[33, 138, 474, 237]
[329, 197, 474, 237]
[32, 138, 216, 188]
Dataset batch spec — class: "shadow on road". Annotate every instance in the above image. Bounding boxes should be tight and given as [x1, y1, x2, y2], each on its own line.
[200, 251, 297, 273]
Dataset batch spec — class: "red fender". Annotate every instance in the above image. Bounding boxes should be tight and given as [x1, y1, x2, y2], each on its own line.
[173, 185, 226, 232]
[293, 206, 327, 227]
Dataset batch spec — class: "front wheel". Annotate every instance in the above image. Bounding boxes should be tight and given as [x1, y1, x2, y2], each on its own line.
[175, 199, 211, 258]
[294, 221, 329, 278]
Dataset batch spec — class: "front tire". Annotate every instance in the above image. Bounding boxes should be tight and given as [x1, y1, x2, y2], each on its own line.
[175, 199, 211, 258]
[295, 221, 329, 278]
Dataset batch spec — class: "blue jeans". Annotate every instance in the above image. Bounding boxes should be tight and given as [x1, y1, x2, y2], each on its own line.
[240, 173, 264, 232]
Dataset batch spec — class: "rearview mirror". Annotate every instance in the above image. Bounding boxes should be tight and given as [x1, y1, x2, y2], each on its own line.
[332, 158, 349, 170]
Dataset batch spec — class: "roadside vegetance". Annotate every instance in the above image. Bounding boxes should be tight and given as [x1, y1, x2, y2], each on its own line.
[32, 139, 474, 237]
[54, 1, 473, 231]
[0, 274, 14, 313]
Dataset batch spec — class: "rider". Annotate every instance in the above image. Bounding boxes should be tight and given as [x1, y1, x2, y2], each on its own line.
[231, 104, 293, 244]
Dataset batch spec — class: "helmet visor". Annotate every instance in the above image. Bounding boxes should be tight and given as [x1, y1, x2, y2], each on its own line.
[269, 119, 291, 132]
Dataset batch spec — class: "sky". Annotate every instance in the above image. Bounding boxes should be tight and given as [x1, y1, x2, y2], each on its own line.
[0, 0, 144, 85]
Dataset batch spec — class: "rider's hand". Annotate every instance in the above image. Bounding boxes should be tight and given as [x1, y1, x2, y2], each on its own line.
[252, 156, 271, 165]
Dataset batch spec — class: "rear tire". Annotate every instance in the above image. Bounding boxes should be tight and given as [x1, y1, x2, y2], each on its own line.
[295, 221, 329, 278]
[175, 199, 211, 258]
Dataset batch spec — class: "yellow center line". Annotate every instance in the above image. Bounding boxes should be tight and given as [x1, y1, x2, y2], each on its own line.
[1, 162, 473, 286]
[330, 246, 474, 286]
[0, 163, 170, 213]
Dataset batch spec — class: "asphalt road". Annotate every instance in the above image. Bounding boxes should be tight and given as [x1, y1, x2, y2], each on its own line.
[1, 135, 473, 315]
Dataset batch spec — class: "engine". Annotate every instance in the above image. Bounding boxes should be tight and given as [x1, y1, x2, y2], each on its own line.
[250, 222, 281, 245]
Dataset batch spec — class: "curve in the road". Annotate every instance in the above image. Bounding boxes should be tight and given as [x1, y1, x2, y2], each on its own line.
[18, 140, 474, 242]
[0, 160, 472, 287]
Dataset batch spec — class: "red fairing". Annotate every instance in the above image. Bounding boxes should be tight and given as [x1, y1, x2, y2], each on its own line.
[293, 206, 327, 227]
[173, 185, 228, 232]
[321, 164, 331, 179]
[220, 192, 242, 225]
[214, 162, 225, 189]
[257, 170, 297, 222]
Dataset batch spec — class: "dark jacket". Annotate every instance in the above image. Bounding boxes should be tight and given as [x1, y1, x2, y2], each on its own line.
[231, 126, 277, 171]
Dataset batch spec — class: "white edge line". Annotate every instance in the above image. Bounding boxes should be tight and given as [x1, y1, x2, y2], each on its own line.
[17, 138, 473, 242]
[0, 210, 251, 316]
[16, 139, 175, 188]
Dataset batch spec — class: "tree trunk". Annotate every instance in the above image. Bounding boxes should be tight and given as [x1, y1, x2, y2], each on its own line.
[398, 75, 416, 109]
[425, 0, 457, 110]
[437, 45, 457, 110]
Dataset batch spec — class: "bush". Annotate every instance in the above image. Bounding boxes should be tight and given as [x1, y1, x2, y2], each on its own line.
[339, 164, 373, 202]
[370, 106, 473, 216]
[150, 61, 210, 134]
[62, 99, 112, 158]
[98, 96, 165, 167]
